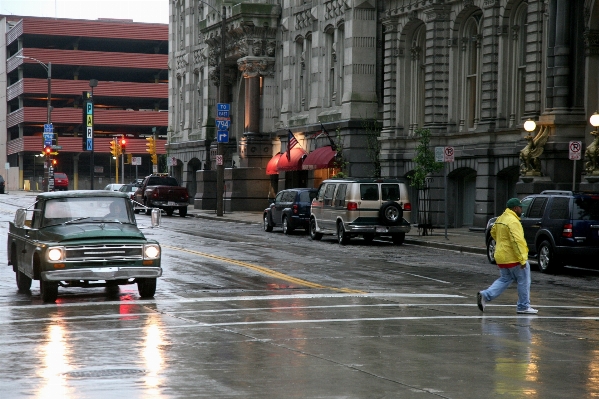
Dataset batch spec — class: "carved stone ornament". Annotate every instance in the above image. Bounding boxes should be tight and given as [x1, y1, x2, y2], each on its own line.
[238, 57, 276, 77]
[585, 129, 599, 175]
[520, 125, 550, 176]
[583, 28, 599, 57]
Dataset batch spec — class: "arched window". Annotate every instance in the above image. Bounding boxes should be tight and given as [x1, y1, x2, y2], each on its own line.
[509, 3, 528, 126]
[460, 13, 482, 131]
[336, 24, 345, 106]
[305, 34, 312, 111]
[295, 37, 304, 113]
[325, 27, 335, 107]
[409, 23, 426, 135]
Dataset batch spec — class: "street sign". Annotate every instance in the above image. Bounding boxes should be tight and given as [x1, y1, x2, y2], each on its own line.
[215, 119, 231, 130]
[167, 156, 177, 167]
[83, 94, 94, 151]
[569, 141, 582, 160]
[51, 145, 62, 150]
[44, 124, 53, 133]
[43, 133, 53, 147]
[217, 110, 230, 118]
[435, 147, 444, 163]
[217, 130, 229, 143]
[217, 103, 230, 111]
[131, 157, 141, 166]
[444, 146, 454, 162]
[216, 155, 224, 165]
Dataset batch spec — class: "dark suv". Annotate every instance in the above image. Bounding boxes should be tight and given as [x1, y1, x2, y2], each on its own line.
[486, 190, 599, 273]
[263, 188, 318, 234]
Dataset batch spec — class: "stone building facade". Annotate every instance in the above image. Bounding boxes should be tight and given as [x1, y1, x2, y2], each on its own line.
[169, 0, 599, 227]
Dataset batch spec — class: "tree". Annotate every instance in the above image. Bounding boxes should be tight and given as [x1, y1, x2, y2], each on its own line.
[408, 128, 443, 189]
[362, 119, 382, 177]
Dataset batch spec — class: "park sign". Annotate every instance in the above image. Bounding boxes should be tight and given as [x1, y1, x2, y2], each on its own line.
[82, 91, 94, 151]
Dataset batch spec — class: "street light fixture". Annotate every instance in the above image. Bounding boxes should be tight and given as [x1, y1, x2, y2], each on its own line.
[523, 119, 536, 133]
[16, 55, 52, 192]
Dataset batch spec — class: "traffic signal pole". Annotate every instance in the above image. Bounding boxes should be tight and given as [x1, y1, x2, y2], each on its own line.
[216, 5, 226, 217]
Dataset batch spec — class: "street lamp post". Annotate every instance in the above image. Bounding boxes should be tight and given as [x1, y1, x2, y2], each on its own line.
[16, 55, 52, 191]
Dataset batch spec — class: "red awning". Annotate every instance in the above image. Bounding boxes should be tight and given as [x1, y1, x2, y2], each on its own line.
[302, 146, 337, 170]
[277, 147, 308, 172]
[266, 153, 282, 175]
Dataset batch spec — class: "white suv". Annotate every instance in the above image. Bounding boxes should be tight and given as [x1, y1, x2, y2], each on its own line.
[309, 178, 411, 245]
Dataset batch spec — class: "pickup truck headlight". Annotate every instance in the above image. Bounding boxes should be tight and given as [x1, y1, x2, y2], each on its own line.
[47, 247, 65, 262]
[143, 244, 160, 259]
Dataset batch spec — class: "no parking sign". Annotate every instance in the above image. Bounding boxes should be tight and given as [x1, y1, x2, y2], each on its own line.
[569, 141, 582, 160]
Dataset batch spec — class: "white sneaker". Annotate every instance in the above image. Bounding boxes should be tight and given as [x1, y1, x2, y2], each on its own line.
[517, 307, 538, 314]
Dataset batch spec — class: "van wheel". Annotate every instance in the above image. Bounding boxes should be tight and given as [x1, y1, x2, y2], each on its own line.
[337, 223, 350, 245]
[309, 219, 322, 240]
[40, 279, 58, 303]
[392, 233, 405, 245]
[379, 202, 403, 226]
[538, 240, 561, 273]
[263, 214, 273, 232]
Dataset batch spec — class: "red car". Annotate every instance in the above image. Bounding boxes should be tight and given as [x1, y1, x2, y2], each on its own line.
[53, 173, 69, 191]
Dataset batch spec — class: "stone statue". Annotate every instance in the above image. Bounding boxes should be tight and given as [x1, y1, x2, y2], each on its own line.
[520, 125, 550, 175]
[584, 129, 599, 175]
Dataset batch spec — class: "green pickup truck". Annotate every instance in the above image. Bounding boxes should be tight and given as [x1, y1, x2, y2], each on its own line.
[7, 190, 162, 303]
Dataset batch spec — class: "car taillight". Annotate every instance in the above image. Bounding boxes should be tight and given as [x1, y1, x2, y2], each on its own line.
[562, 223, 573, 238]
[347, 202, 358, 211]
[292, 204, 298, 214]
[403, 202, 411, 211]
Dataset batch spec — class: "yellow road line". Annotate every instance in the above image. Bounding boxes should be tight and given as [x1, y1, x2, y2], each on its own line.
[163, 245, 364, 294]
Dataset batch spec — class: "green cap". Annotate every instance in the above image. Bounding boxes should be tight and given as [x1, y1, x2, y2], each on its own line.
[506, 198, 521, 208]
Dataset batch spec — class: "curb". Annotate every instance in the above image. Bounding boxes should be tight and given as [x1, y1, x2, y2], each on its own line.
[405, 238, 486, 256]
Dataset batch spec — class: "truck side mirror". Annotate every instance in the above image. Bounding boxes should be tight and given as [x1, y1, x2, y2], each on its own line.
[14, 209, 26, 228]
[151, 208, 161, 227]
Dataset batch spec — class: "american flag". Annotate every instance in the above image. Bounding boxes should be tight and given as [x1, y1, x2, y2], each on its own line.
[287, 130, 298, 160]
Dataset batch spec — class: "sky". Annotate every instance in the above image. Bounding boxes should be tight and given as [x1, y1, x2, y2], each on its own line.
[0, 0, 169, 24]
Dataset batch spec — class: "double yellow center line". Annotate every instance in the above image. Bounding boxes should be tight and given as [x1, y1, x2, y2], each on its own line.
[164, 245, 364, 294]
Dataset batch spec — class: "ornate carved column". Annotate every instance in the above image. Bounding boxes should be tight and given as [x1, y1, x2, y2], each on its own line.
[237, 56, 275, 168]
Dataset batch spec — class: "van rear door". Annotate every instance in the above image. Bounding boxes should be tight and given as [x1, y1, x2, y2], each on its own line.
[358, 183, 380, 225]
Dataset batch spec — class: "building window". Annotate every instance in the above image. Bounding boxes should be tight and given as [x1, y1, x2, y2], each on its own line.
[336, 24, 344, 106]
[325, 27, 335, 107]
[459, 14, 482, 131]
[509, 2, 528, 127]
[305, 34, 312, 111]
[296, 37, 304, 113]
[409, 23, 425, 135]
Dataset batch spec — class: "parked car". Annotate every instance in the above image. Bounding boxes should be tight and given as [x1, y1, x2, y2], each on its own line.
[485, 190, 599, 273]
[263, 188, 318, 234]
[119, 183, 138, 201]
[309, 178, 411, 245]
[53, 172, 69, 191]
[104, 183, 124, 192]
[7, 190, 162, 302]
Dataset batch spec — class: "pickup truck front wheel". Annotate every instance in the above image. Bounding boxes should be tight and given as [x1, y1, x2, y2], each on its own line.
[179, 207, 187, 217]
[16, 270, 32, 292]
[40, 279, 58, 303]
[144, 199, 152, 215]
[137, 278, 157, 298]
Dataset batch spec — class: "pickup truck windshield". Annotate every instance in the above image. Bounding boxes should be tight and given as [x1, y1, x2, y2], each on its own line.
[42, 197, 132, 227]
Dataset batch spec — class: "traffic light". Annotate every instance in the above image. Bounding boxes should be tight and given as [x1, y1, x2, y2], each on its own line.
[120, 136, 127, 153]
[52, 159, 57, 166]
[146, 136, 157, 163]
[125, 153, 132, 164]
[110, 140, 120, 157]
[43, 146, 52, 156]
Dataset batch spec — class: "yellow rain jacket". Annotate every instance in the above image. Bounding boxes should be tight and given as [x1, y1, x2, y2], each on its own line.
[490, 208, 529, 267]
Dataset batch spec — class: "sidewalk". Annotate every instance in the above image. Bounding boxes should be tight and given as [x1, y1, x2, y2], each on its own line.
[188, 208, 488, 256]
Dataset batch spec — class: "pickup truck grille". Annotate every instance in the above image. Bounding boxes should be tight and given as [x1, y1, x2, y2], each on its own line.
[65, 244, 144, 261]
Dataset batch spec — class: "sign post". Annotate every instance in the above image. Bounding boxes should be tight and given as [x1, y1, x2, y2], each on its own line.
[436, 146, 455, 240]
[569, 141, 582, 191]
[216, 103, 230, 216]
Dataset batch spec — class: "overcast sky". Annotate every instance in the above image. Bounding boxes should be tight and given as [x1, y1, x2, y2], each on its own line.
[1, 0, 169, 24]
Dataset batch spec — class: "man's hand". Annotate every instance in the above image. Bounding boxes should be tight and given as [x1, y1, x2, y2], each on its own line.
[520, 261, 529, 269]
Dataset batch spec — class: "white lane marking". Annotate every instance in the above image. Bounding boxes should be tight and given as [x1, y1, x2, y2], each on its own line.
[0, 292, 465, 310]
[398, 272, 451, 284]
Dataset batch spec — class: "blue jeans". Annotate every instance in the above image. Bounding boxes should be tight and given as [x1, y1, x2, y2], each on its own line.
[480, 262, 531, 311]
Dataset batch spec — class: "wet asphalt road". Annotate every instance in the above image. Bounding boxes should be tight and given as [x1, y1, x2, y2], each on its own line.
[2, 192, 599, 398]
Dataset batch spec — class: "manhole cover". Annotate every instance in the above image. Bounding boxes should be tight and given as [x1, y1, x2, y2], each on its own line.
[63, 368, 146, 378]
